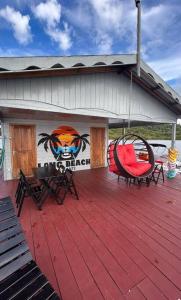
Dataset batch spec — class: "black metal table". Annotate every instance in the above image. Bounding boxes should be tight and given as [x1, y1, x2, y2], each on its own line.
[32, 166, 64, 206]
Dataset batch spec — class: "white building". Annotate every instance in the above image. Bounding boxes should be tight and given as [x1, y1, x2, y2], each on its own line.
[0, 54, 180, 180]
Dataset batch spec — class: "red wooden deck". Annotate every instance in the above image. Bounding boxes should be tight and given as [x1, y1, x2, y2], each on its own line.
[0, 168, 181, 300]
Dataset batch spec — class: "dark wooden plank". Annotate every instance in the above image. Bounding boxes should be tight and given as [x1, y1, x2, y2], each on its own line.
[48, 293, 61, 300]
[0, 216, 18, 232]
[12, 274, 48, 300]
[0, 209, 16, 222]
[0, 223, 22, 242]
[0, 251, 32, 281]
[0, 242, 29, 268]
[0, 196, 12, 205]
[29, 284, 56, 300]
[0, 203, 13, 213]
[0, 261, 37, 293]
[0, 264, 40, 299]
[0, 232, 25, 254]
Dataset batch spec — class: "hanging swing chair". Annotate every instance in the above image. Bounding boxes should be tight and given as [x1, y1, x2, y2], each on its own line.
[107, 134, 155, 181]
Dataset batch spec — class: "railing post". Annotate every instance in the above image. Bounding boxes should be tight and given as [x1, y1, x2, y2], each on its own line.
[171, 123, 176, 148]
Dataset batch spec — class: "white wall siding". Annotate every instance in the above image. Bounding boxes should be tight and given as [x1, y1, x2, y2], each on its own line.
[0, 73, 176, 123]
[2, 118, 108, 180]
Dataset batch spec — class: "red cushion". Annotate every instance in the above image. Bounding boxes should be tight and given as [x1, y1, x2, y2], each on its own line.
[118, 144, 137, 165]
[109, 143, 151, 177]
[109, 144, 119, 173]
[109, 163, 118, 173]
[155, 160, 163, 165]
[125, 162, 151, 176]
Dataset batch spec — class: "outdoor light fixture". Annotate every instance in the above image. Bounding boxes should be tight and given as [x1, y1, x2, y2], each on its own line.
[135, 0, 141, 7]
[135, 0, 141, 77]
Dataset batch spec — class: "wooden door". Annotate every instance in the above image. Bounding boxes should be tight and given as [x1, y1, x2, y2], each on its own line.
[10, 125, 36, 178]
[90, 127, 105, 168]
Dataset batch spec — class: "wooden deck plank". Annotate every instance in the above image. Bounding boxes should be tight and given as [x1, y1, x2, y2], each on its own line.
[138, 278, 167, 300]
[86, 181, 181, 268]
[19, 195, 36, 259]
[40, 209, 82, 300]
[49, 204, 104, 300]
[124, 286, 146, 300]
[1, 168, 181, 300]
[75, 175, 180, 296]
[30, 206, 60, 295]
[54, 205, 125, 300]
[66, 201, 144, 292]
[79, 172, 181, 246]
[77, 200, 181, 299]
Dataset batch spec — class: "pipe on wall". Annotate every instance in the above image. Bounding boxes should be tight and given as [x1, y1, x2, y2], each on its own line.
[135, 0, 141, 77]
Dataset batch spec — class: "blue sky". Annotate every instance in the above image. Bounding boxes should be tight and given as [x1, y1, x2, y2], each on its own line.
[0, 0, 180, 94]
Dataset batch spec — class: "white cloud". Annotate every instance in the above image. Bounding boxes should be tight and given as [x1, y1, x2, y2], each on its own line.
[47, 22, 72, 51]
[148, 53, 181, 96]
[0, 6, 32, 45]
[32, 0, 72, 51]
[64, 1, 180, 60]
[64, 0, 136, 54]
[33, 0, 61, 28]
[172, 80, 181, 95]
[148, 54, 181, 82]
[89, 0, 124, 32]
[0, 46, 47, 57]
[96, 32, 113, 54]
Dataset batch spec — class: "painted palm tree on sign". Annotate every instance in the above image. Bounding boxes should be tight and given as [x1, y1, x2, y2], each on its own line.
[71, 134, 90, 157]
[38, 133, 61, 159]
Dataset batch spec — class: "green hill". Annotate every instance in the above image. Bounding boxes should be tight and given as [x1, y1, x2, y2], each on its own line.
[109, 124, 181, 140]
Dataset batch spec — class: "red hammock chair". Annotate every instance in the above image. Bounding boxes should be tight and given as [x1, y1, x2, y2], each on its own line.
[107, 134, 155, 180]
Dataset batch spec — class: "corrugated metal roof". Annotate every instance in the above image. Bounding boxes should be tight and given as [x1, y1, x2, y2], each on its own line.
[0, 54, 136, 71]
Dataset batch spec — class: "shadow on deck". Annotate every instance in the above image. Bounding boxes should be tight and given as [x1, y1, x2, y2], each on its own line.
[0, 168, 181, 299]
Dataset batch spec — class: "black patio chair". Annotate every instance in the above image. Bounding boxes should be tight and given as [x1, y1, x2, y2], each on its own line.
[0, 196, 61, 299]
[65, 169, 79, 200]
[149, 143, 167, 184]
[16, 170, 46, 216]
[52, 169, 79, 204]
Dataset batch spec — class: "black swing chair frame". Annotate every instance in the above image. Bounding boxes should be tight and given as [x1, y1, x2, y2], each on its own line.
[107, 133, 155, 182]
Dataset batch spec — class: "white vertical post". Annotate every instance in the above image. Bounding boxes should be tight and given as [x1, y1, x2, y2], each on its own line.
[135, 0, 141, 77]
[171, 123, 176, 148]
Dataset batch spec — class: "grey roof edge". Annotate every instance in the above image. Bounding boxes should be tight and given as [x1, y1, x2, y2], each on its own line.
[140, 60, 181, 103]
[0, 54, 136, 71]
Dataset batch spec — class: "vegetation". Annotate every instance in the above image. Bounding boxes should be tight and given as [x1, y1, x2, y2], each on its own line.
[109, 124, 181, 140]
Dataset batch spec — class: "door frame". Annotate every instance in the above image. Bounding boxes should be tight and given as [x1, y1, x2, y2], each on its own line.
[90, 127, 106, 169]
[10, 124, 37, 178]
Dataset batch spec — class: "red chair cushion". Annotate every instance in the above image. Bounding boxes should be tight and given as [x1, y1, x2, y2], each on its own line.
[117, 144, 137, 165]
[125, 162, 151, 176]
[109, 144, 118, 173]
[155, 160, 163, 165]
[108, 143, 151, 177]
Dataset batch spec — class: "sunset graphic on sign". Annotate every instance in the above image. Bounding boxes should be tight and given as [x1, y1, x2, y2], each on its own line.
[38, 125, 89, 161]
